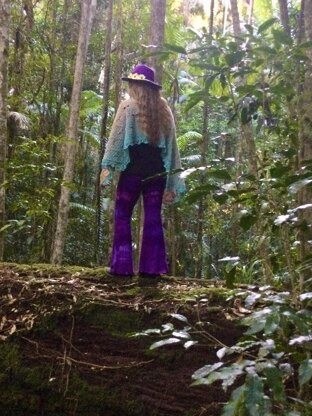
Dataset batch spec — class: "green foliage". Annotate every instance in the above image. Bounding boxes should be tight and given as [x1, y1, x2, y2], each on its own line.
[192, 290, 312, 415]
[4, 135, 62, 262]
[140, 288, 312, 415]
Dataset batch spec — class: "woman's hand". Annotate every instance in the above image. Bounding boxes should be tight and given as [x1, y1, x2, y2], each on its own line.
[163, 190, 175, 204]
[100, 169, 110, 187]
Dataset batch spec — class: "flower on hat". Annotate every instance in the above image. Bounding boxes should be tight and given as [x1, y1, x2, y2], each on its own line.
[128, 73, 146, 80]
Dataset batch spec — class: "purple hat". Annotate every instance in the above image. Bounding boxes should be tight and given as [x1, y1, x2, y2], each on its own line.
[122, 64, 162, 89]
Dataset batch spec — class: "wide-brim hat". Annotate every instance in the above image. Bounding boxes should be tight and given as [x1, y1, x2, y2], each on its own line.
[122, 64, 162, 89]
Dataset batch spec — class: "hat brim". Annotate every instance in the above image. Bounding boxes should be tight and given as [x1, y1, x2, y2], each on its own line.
[121, 77, 162, 89]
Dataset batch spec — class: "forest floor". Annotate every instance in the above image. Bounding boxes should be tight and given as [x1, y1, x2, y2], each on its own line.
[0, 263, 246, 416]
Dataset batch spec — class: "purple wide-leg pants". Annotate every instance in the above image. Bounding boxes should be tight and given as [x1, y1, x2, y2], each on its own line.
[110, 173, 168, 276]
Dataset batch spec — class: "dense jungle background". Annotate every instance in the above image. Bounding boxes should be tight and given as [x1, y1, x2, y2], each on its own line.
[0, 0, 311, 415]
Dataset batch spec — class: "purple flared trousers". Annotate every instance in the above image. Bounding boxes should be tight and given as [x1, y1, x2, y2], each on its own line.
[110, 173, 168, 276]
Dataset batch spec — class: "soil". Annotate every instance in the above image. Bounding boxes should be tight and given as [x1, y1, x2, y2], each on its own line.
[0, 263, 244, 416]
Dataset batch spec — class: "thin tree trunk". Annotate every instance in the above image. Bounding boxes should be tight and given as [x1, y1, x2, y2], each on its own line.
[95, 0, 114, 265]
[114, 0, 123, 109]
[0, 0, 10, 261]
[223, 0, 229, 35]
[230, 0, 241, 36]
[298, 0, 312, 289]
[209, 0, 214, 35]
[241, 122, 258, 179]
[278, 0, 290, 35]
[148, 0, 166, 84]
[196, 102, 210, 278]
[248, 0, 254, 25]
[51, 0, 97, 264]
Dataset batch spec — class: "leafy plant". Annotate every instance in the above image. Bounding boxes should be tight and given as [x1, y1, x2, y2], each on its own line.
[137, 288, 312, 415]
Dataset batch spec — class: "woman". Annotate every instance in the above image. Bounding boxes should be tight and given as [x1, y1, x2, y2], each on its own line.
[100, 64, 185, 278]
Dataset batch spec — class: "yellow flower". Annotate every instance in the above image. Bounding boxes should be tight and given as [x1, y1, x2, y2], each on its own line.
[128, 73, 146, 80]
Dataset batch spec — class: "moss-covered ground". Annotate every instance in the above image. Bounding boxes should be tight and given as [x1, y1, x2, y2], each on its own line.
[0, 262, 243, 416]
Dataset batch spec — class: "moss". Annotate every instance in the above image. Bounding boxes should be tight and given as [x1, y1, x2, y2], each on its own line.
[169, 285, 235, 304]
[78, 304, 146, 337]
[0, 342, 147, 416]
[0, 261, 108, 280]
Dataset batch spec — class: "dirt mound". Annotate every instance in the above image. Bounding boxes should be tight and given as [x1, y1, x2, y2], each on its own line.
[0, 263, 242, 416]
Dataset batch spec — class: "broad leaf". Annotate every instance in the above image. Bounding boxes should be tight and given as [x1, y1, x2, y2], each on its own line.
[170, 313, 189, 323]
[192, 362, 224, 380]
[263, 364, 286, 403]
[257, 18, 278, 34]
[222, 385, 246, 416]
[298, 359, 312, 387]
[246, 373, 265, 416]
[150, 338, 181, 350]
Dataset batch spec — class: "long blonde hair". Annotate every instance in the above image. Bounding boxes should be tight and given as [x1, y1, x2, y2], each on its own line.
[128, 82, 173, 145]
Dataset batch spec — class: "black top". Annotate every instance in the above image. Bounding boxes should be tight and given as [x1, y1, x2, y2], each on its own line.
[123, 143, 165, 178]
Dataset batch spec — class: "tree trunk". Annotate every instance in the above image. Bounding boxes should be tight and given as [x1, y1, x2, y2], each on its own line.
[113, 0, 123, 109]
[148, 0, 166, 84]
[241, 122, 258, 179]
[209, 0, 215, 35]
[95, 0, 114, 265]
[278, 0, 290, 35]
[298, 0, 312, 288]
[248, 0, 254, 25]
[0, 0, 10, 261]
[223, 0, 229, 35]
[51, 0, 97, 264]
[196, 102, 210, 279]
[230, 0, 241, 36]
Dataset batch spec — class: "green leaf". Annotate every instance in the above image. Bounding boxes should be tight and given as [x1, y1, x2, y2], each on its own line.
[241, 107, 251, 124]
[150, 338, 181, 350]
[0, 223, 12, 233]
[184, 90, 207, 112]
[222, 385, 246, 416]
[239, 213, 257, 231]
[272, 29, 293, 45]
[184, 340, 198, 349]
[163, 43, 187, 54]
[257, 18, 278, 34]
[172, 330, 191, 339]
[289, 335, 312, 346]
[270, 163, 289, 178]
[225, 265, 237, 289]
[298, 41, 312, 49]
[289, 178, 312, 194]
[263, 364, 286, 403]
[213, 192, 229, 204]
[170, 313, 189, 323]
[255, 46, 277, 55]
[225, 51, 245, 67]
[298, 359, 312, 387]
[244, 24, 254, 34]
[246, 373, 265, 416]
[192, 362, 224, 380]
[208, 169, 232, 181]
[243, 317, 266, 335]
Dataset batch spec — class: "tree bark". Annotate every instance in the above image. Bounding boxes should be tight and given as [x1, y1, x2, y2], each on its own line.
[196, 102, 210, 278]
[113, 0, 123, 109]
[95, 0, 114, 265]
[298, 0, 312, 288]
[278, 0, 290, 35]
[230, 0, 241, 36]
[223, 0, 229, 35]
[51, 0, 97, 264]
[209, 0, 214, 35]
[148, 0, 166, 84]
[0, 0, 10, 261]
[248, 0, 254, 25]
